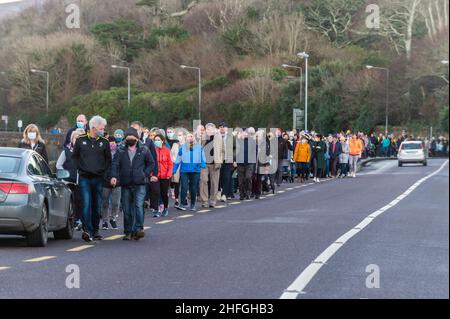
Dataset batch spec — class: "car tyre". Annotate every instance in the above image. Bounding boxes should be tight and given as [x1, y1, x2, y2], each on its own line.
[26, 204, 49, 247]
[398, 161, 402, 167]
[53, 199, 74, 240]
[423, 161, 427, 166]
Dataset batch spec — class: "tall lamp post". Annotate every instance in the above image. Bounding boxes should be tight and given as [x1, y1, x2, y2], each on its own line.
[112, 65, 131, 107]
[180, 65, 202, 122]
[297, 52, 309, 131]
[30, 68, 49, 115]
[366, 65, 390, 136]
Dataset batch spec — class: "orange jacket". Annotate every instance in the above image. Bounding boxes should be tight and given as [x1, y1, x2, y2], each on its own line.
[349, 138, 363, 156]
[293, 142, 311, 163]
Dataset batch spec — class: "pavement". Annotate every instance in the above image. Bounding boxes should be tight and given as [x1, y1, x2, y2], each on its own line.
[0, 158, 448, 299]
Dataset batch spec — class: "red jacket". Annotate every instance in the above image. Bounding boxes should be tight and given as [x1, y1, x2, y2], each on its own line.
[155, 146, 174, 180]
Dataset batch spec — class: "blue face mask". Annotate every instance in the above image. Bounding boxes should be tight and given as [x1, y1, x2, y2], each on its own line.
[76, 121, 85, 129]
[115, 137, 123, 143]
[95, 130, 105, 138]
[154, 140, 163, 148]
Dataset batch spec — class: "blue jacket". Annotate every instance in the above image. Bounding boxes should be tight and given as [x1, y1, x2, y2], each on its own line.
[173, 143, 206, 174]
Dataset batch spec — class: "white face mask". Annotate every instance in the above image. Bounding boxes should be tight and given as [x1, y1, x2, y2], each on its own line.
[28, 132, 37, 141]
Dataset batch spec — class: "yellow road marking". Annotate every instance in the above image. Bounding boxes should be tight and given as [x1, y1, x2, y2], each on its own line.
[67, 245, 95, 252]
[177, 214, 194, 219]
[24, 256, 56, 263]
[103, 235, 125, 241]
[197, 209, 211, 213]
[156, 220, 174, 224]
[0, 266, 10, 271]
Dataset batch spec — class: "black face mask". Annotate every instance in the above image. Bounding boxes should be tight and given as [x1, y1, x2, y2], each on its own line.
[126, 139, 137, 147]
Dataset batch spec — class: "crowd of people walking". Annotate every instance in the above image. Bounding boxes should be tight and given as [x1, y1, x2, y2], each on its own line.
[15, 115, 449, 243]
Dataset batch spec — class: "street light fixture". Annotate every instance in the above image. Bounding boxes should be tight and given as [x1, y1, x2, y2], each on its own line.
[180, 64, 202, 122]
[111, 65, 131, 108]
[30, 68, 49, 115]
[297, 52, 309, 131]
[282, 64, 303, 120]
[366, 65, 390, 136]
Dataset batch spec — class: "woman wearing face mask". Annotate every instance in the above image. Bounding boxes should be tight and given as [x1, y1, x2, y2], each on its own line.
[150, 134, 174, 217]
[293, 136, 311, 183]
[173, 132, 206, 211]
[19, 124, 49, 163]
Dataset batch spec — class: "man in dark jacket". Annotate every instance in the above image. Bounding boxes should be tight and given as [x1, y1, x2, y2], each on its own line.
[236, 128, 256, 200]
[275, 128, 291, 186]
[329, 135, 342, 177]
[64, 114, 88, 147]
[111, 128, 155, 241]
[72, 116, 111, 242]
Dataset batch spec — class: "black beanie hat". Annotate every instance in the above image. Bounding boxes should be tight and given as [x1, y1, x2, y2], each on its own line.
[124, 127, 139, 139]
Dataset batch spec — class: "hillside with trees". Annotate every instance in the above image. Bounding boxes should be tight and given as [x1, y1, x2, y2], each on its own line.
[0, 0, 448, 134]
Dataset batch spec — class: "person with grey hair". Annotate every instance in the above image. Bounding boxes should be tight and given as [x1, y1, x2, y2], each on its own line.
[72, 115, 111, 242]
[199, 123, 224, 208]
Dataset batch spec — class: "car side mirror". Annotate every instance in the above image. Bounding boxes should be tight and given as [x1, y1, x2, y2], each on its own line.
[56, 169, 70, 180]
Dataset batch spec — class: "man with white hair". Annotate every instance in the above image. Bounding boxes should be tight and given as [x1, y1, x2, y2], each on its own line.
[199, 123, 224, 208]
[72, 115, 111, 242]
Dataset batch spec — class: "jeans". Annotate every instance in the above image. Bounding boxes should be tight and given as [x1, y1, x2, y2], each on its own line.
[121, 185, 147, 235]
[180, 172, 200, 207]
[79, 175, 103, 236]
[102, 187, 121, 221]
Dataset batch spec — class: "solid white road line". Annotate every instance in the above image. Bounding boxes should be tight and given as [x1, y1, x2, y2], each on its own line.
[280, 160, 449, 299]
[0, 266, 10, 271]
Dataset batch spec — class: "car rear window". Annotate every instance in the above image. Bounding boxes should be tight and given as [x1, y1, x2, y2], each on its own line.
[0, 157, 21, 174]
[402, 143, 422, 150]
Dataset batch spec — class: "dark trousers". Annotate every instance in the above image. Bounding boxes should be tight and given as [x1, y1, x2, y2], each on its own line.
[150, 179, 171, 210]
[296, 162, 309, 179]
[330, 157, 339, 176]
[237, 164, 254, 198]
[79, 175, 103, 236]
[220, 163, 234, 198]
[68, 184, 82, 222]
[254, 173, 275, 195]
[180, 172, 200, 207]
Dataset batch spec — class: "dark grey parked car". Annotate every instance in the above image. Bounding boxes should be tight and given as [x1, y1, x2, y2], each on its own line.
[0, 147, 74, 247]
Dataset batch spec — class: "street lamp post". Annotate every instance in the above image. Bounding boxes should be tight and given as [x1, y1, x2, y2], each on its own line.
[112, 65, 131, 107]
[30, 69, 49, 115]
[297, 52, 309, 131]
[180, 65, 202, 122]
[366, 65, 390, 136]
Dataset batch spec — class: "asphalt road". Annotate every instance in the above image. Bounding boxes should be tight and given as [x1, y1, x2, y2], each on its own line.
[0, 158, 448, 299]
